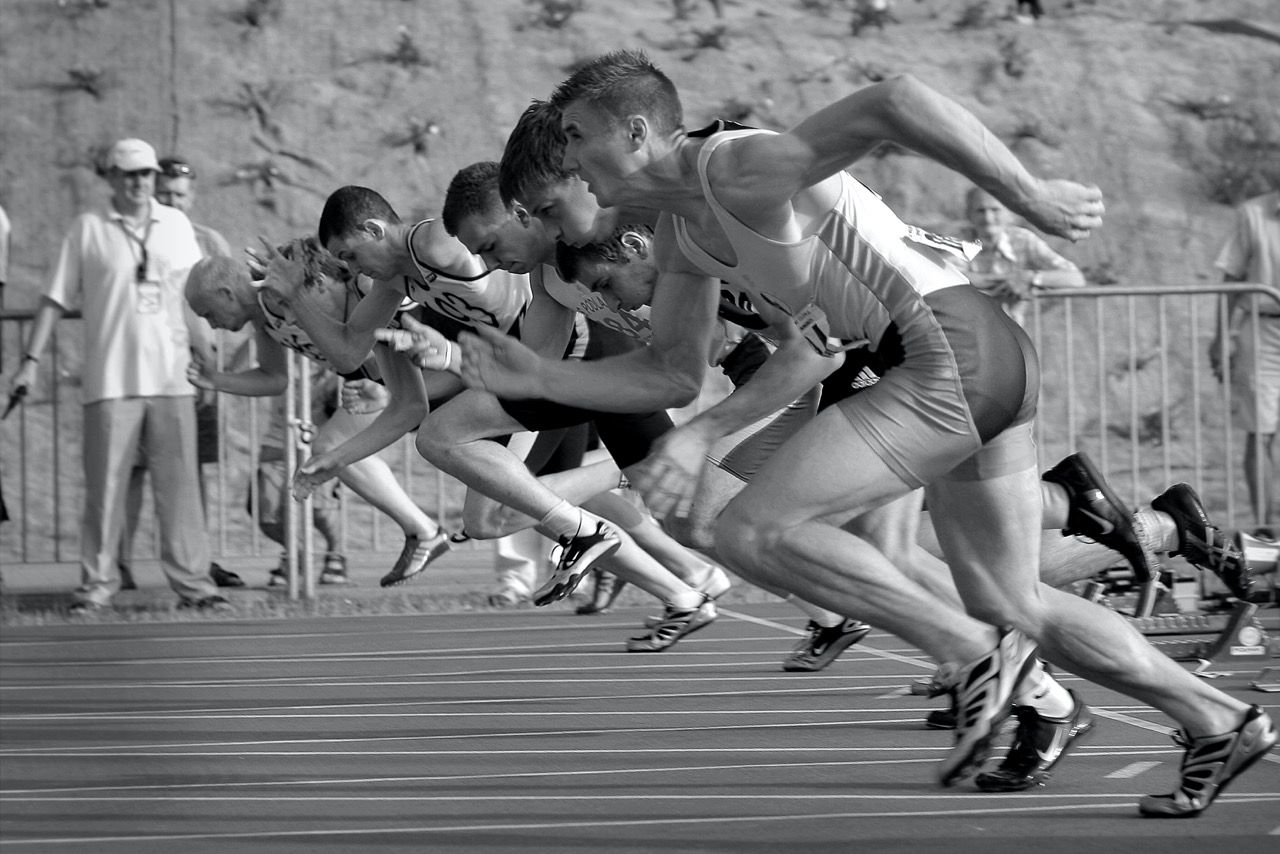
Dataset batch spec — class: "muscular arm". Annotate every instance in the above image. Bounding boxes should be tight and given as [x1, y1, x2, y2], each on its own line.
[729, 74, 1102, 241]
[198, 326, 290, 396]
[308, 345, 428, 469]
[280, 277, 404, 374]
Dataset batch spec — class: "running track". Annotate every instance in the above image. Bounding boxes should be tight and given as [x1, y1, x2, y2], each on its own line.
[2, 602, 1278, 853]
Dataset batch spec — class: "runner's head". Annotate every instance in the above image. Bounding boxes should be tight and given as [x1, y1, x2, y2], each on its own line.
[550, 50, 683, 209]
[186, 255, 256, 331]
[318, 185, 403, 280]
[500, 100, 621, 246]
[554, 223, 657, 312]
[442, 161, 551, 275]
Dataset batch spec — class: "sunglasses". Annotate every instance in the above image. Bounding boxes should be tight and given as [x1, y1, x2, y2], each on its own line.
[161, 162, 195, 179]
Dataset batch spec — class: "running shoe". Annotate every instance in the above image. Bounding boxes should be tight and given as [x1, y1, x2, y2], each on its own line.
[626, 598, 717, 652]
[937, 628, 1038, 787]
[1151, 483, 1253, 600]
[1138, 705, 1276, 817]
[925, 693, 958, 730]
[643, 565, 731, 627]
[177, 594, 234, 613]
[575, 570, 628, 615]
[210, 562, 246, 588]
[974, 690, 1096, 791]
[487, 584, 530, 609]
[782, 618, 871, 672]
[380, 531, 452, 588]
[1042, 452, 1160, 583]
[533, 520, 621, 606]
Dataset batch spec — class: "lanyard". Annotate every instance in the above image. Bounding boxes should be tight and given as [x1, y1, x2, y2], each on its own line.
[117, 209, 154, 282]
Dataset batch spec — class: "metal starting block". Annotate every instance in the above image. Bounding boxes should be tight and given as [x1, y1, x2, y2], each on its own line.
[1131, 601, 1279, 677]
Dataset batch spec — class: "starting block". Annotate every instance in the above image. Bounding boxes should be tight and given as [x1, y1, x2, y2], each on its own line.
[1132, 601, 1279, 676]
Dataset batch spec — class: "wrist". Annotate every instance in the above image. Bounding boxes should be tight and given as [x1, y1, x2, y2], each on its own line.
[23, 353, 39, 364]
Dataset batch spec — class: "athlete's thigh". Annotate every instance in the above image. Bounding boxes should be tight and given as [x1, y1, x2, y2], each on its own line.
[425, 388, 525, 442]
[727, 405, 914, 527]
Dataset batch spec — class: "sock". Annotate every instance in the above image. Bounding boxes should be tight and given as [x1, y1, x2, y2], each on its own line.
[667, 589, 704, 611]
[1013, 659, 1075, 718]
[539, 500, 587, 540]
[1134, 508, 1178, 553]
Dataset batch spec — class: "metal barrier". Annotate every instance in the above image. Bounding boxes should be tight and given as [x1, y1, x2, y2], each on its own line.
[3, 283, 1279, 595]
[0, 309, 469, 594]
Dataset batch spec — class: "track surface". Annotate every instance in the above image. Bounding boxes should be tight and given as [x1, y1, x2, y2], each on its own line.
[2, 602, 1278, 853]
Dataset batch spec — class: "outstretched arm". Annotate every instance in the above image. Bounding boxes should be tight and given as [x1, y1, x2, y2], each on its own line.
[732, 74, 1103, 241]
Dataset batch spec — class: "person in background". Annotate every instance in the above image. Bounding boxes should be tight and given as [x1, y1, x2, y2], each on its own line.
[6, 138, 228, 612]
[961, 187, 1085, 327]
[1211, 188, 1280, 538]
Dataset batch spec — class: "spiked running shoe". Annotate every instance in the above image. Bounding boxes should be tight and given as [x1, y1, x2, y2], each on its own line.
[379, 531, 452, 588]
[975, 690, 1096, 791]
[643, 564, 732, 627]
[1151, 483, 1253, 600]
[533, 520, 622, 606]
[937, 628, 1039, 787]
[1138, 705, 1276, 817]
[626, 598, 717, 652]
[925, 693, 958, 730]
[782, 619, 872, 672]
[1043, 452, 1160, 583]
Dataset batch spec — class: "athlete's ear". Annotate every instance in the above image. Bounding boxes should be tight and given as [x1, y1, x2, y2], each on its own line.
[626, 115, 647, 148]
[361, 219, 386, 241]
[619, 230, 648, 259]
[512, 204, 532, 227]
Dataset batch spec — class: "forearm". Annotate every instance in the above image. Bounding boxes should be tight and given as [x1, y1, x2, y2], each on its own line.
[322, 397, 426, 469]
[21, 299, 65, 361]
[1034, 267, 1085, 289]
[207, 368, 288, 397]
[685, 337, 837, 440]
[531, 346, 704, 413]
[287, 287, 383, 374]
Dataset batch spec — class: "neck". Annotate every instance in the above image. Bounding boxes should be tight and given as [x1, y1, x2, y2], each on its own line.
[113, 196, 150, 222]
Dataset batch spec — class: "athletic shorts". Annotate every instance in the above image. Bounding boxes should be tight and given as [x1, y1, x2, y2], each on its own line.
[498, 399, 673, 470]
[710, 386, 822, 482]
[838, 284, 1040, 487]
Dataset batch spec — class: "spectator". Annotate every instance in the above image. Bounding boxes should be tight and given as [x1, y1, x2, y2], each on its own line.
[5, 138, 229, 613]
[1211, 189, 1280, 537]
[155, 157, 232, 258]
[961, 187, 1085, 327]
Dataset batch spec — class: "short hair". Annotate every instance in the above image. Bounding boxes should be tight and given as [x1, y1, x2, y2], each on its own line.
[186, 255, 248, 301]
[554, 222, 654, 283]
[441, 161, 505, 236]
[550, 49, 683, 136]
[318, 185, 400, 248]
[498, 100, 572, 207]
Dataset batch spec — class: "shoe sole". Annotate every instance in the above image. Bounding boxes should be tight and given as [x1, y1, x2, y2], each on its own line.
[1138, 715, 1277, 817]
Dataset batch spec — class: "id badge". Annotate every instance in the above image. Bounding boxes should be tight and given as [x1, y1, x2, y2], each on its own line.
[136, 280, 163, 315]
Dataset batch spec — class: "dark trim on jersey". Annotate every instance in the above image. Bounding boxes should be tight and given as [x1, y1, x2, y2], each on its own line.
[405, 219, 493, 284]
[688, 119, 757, 138]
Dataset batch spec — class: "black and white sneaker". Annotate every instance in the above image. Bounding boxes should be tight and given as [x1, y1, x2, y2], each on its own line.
[1139, 705, 1276, 817]
[975, 690, 1095, 791]
[626, 598, 717, 652]
[782, 619, 871, 672]
[938, 628, 1038, 787]
[1151, 483, 1253, 600]
[1043, 452, 1160, 583]
[533, 520, 621, 606]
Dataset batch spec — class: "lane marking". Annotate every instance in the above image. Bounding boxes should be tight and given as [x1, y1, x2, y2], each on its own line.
[1106, 761, 1163, 779]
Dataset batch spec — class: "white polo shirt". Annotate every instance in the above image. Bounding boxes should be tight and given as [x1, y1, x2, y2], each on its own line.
[45, 201, 202, 403]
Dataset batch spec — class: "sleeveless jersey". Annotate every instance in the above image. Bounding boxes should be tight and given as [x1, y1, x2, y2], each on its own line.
[400, 219, 532, 333]
[540, 265, 654, 343]
[671, 125, 974, 354]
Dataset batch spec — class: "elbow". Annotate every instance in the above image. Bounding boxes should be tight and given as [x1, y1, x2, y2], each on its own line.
[330, 355, 364, 375]
[665, 370, 704, 409]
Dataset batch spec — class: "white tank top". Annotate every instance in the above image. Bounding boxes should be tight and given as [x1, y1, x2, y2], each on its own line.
[401, 219, 532, 333]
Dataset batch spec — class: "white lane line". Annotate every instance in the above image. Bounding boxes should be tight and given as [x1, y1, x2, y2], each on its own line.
[1105, 761, 1163, 779]
[11, 800, 1280, 847]
[722, 608, 937, 670]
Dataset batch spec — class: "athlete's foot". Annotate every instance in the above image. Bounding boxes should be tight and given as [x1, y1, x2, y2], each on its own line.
[974, 691, 1095, 791]
[1150, 483, 1253, 600]
[782, 619, 871, 672]
[533, 520, 622, 606]
[379, 530, 452, 588]
[1138, 706, 1276, 817]
[576, 570, 628, 615]
[625, 598, 717, 652]
[937, 629, 1038, 787]
[1043, 452, 1161, 583]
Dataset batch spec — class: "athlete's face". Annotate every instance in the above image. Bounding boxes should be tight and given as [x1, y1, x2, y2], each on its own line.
[574, 235, 657, 312]
[559, 101, 638, 211]
[326, 223, 398, 281]
[454, 208, 546, 275]
[187, 286, 249, 332]
[523, 177, 614, 247]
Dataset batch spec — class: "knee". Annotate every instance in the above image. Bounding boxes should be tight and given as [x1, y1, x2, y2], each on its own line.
[414, 419, 450, 463]
[662, 513, 716, 551]
[713, 500, 785, 574]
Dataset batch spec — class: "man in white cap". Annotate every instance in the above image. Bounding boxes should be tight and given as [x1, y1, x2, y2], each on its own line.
[6, 138, 229, 612]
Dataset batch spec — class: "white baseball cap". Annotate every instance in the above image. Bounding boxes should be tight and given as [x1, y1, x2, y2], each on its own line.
[106, 138, 160, 173]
